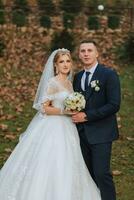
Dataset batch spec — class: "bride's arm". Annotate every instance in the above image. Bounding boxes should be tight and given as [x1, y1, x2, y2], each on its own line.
[42, 101, 62, 115]
[42, 101, 77, 116]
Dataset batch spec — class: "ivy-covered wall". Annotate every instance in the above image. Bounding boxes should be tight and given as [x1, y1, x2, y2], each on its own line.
[0, 1, 133, 71]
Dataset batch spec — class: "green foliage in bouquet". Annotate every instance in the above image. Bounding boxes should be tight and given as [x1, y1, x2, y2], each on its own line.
[87, 16, 100, 30]
[108, 15, 120, 29]
[64, 92, 86, 111]
[40, 15, 51, 28]
[63, 13, 75, 29]
[38, 0, 56, 15]
[51, 29, 75, 52]
[12, 10, 27, 27]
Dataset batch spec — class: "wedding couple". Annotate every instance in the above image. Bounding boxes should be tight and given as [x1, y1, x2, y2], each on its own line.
[0, 41, 121, 200]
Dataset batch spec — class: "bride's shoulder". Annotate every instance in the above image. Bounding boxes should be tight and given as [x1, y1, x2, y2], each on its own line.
[48, 77, 56, 83]
[48, 77, 59, 87]
[50, 76, 61, 85]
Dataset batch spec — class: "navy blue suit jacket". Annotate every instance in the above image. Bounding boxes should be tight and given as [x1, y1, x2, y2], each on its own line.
[73, 64, 121, 144]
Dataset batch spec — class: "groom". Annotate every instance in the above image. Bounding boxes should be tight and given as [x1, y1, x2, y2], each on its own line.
[72, 40, 121, 200]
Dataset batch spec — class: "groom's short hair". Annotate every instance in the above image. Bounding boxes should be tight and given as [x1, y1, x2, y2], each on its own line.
[79, 40, 97, 48]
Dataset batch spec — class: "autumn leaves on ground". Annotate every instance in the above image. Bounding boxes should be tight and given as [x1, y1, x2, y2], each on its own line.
[0, 63, 134, 200]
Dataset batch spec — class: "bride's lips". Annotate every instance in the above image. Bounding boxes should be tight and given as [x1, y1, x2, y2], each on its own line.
[84, 57, 90, 60]
[63, 67, 69, 70]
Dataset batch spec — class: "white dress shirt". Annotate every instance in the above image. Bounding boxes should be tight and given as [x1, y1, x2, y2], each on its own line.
[81, 62, 98, 91]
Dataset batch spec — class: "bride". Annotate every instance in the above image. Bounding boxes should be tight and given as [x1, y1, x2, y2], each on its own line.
[0, 49, 101, 200]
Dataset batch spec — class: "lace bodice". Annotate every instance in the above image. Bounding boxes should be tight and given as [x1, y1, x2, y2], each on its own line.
[43, 77, 73, 110]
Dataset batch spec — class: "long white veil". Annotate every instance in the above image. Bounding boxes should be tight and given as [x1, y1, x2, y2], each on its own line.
[20, 48, 70, 141]
[33, 48, 70, 111]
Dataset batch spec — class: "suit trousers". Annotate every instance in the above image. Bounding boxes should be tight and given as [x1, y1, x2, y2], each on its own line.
[79, 133, 116, 200]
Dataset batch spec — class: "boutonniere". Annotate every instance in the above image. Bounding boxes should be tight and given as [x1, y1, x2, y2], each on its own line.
[90, 80, 100, 92]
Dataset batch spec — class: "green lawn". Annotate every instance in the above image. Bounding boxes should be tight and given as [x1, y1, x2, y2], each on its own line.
[0, 64, 134, 200]
[112, 65, 134, 200]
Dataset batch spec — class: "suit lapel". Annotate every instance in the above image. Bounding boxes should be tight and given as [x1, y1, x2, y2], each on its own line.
[85, 64, 102, 100]
[77, 70, 84, 92]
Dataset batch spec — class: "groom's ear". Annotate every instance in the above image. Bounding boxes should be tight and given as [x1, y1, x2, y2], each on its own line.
[95, 49, 99, 58]
[78, 46, 82, 60]
[77, 47, 80, 59]
[78, 53, 82, 61]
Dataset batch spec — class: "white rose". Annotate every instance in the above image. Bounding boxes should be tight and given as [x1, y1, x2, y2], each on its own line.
[95, 86, 100, 91]
[91, 80, 96, 88]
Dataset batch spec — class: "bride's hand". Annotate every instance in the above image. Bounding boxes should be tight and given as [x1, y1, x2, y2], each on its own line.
[62, 110, 79, 115]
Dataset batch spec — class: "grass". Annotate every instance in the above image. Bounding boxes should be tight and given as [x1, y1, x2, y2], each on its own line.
[0, 64, 134, 200]
[112, 65, 134, 200]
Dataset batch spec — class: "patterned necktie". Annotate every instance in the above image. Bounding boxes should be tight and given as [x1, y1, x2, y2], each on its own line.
[84, 71, 91, 91]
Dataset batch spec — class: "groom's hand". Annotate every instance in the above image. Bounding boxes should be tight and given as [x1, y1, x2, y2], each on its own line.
[72, 112, 88, 123]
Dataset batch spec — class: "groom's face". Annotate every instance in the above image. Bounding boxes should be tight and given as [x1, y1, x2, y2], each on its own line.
[79, 43, 98, 67]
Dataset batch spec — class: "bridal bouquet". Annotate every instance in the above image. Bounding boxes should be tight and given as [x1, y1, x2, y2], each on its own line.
[64, 92, 86, 111]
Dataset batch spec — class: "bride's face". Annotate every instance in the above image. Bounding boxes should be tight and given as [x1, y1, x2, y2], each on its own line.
[55, 54, 72, 75]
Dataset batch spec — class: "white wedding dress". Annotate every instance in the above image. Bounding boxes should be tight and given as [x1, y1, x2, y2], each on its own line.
[0, 77, 101, 200]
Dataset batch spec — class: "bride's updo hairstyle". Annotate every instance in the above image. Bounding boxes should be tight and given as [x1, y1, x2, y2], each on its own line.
[53, 50, 72, 75]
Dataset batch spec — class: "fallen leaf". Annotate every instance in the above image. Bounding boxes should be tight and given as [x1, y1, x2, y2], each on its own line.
[16, 127, 22, 132]
[15, 106, 23, 113]
[126, 137, 134, 141]
[112, 170, 122, 176]
[0, 124, 8, 131]
[4, 148, 12, 153]
[118, 124, 121, 129]
[4, 134, 16, 140]
[117, 116, 121, 122]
